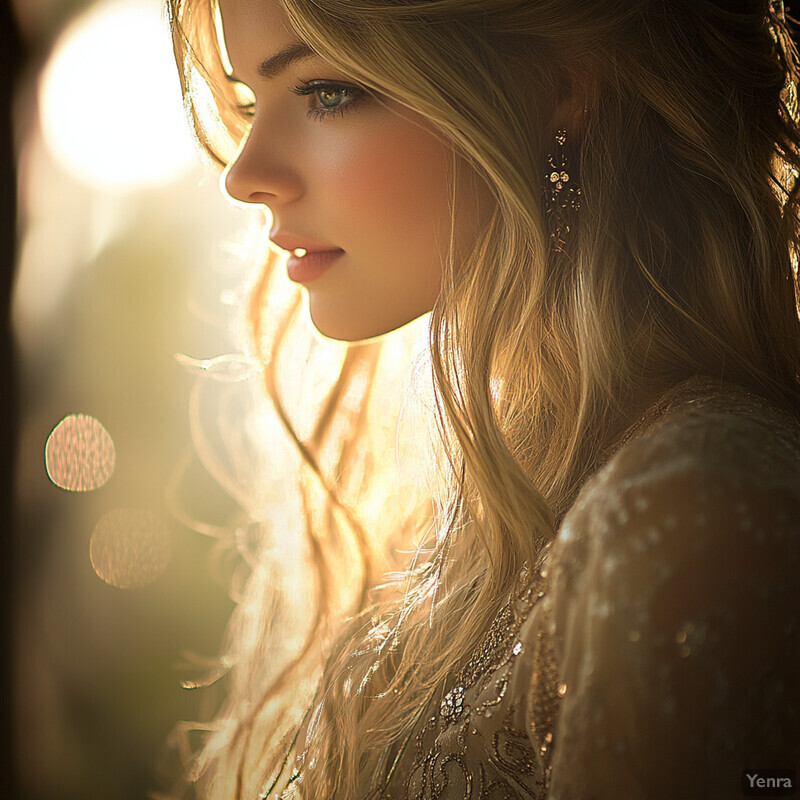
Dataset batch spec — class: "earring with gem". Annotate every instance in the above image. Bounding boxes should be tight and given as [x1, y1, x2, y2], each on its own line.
[543, 128, 581, 253]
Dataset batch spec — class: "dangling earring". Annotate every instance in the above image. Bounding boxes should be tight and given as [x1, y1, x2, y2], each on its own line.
[543, 129, 581, 253]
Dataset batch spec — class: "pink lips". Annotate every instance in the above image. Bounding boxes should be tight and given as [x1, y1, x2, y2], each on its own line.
[270, 233, 344, 284]
[286, 249, 344, 283]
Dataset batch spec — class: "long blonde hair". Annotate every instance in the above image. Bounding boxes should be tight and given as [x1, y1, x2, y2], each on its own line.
[167, 0, 800, 796]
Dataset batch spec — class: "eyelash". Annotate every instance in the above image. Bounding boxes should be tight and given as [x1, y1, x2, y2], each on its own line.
[235, 81, 366, 121]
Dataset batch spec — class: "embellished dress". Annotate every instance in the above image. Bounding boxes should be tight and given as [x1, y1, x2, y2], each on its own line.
[289, 382, 800, 799]
[382, 383, 800, 799]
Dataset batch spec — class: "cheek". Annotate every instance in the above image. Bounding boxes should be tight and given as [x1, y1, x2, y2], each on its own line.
[309, 115, 452, 256]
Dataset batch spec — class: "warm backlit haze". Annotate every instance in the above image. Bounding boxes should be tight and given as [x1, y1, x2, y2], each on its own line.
[12, 0, 257, 796]
[11, 0, 430, 797]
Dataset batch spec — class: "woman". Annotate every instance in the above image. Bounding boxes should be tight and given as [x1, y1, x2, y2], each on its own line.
[168, 0, 800, 797]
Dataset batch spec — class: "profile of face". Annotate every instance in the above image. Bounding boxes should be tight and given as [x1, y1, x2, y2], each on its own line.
[219, 0, 494, 341]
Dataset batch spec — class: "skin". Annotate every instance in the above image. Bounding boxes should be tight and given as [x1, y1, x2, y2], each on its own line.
[220, 0, 495, 341]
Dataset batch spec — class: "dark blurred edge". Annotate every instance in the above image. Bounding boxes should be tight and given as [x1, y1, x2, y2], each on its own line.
[2, 0, 22, 795]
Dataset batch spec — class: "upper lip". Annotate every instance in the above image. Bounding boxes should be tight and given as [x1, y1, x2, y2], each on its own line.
[270, 231, 343, 254]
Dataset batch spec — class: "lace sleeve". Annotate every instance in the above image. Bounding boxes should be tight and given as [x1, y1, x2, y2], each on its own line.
[544, 405, 800, 800]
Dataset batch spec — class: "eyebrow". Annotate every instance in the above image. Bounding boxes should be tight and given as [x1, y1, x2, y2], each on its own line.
[256, 42, 316, 79]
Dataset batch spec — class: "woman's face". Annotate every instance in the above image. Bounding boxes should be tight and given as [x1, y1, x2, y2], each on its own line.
[219, 0, 494, 341]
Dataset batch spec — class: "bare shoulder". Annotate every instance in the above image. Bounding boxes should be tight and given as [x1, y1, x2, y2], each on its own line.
[544, 388, 800, 799]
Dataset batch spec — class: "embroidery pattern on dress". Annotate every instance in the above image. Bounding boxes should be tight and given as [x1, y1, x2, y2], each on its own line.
[394, 561, 556, 799]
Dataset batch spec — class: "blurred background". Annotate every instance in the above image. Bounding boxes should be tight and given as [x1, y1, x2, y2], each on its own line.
[6, 0, 268, 796]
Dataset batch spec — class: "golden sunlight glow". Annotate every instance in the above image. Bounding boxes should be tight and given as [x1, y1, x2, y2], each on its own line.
[39, 0, 195, 191]
[45, 413, 116, 491]
[90, 508, 172, 588]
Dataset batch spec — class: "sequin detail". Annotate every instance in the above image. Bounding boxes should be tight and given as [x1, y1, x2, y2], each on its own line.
[440, 685, 466, 721]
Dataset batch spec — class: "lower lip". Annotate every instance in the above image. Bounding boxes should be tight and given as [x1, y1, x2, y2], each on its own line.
[286, 250, 344, 284]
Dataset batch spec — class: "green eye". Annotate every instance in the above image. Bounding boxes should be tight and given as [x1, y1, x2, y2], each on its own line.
[292, 81, 367, 120]
[317, 87, 346, 109]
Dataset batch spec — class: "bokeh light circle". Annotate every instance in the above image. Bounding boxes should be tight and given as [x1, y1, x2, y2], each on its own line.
[45, 413, 116, 491]
[39, 0, 195, 191]
[90, 509, 172, 589]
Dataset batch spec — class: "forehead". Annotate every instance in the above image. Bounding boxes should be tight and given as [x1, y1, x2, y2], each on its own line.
[218, 0, 299, 73]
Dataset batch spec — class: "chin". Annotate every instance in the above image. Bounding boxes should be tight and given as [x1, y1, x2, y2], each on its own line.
[310, 314, 391, 343]
[308, 303, 426, 343]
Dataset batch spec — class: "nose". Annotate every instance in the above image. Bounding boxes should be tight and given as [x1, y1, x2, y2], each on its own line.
[224, 119, 303, 207]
